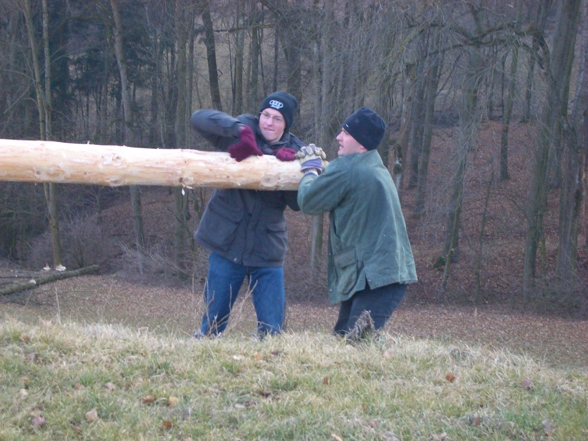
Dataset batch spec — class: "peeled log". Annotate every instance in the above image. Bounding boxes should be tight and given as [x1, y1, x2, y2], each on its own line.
[0, 139, 303, 190]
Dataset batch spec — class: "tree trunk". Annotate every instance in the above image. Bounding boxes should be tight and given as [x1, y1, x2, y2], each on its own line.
[522, 0, 551, 124]
[523, 0, 581, 296]
[500, 45, 519, 181]
[23, 0, 46, 138]
[110, 0, 145, 252]
[201, 0, 222, 110]
[406, 34, 428, 190]
[309, 24, 327, 279]
[42, 0, 63, 269]
[232, 1, 244, 114]
[0, 265, 100, 296]
[247, 0, 261, 111]
[261, 0, 303, 118]
[172, 0, 192, 270]
[23, 0, 63, 269]
[442, 44, 482, 262]
[556, 1, 588, 282]
[414, 32, 442, 217]
[0, 139, 303, 190]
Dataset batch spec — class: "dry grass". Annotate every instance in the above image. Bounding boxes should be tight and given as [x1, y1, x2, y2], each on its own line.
[1, 317, 586, 440]
[2, 273, 588, 370]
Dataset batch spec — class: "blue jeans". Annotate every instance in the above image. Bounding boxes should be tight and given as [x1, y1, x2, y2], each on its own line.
[334, 283, 407, 335]
[200, 252, 285, 336]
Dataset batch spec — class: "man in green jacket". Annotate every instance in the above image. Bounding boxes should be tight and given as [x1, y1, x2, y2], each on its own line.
[297, 107, 418, 337]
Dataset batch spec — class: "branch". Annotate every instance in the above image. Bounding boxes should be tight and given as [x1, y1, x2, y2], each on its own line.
[0, 265, 99, 296]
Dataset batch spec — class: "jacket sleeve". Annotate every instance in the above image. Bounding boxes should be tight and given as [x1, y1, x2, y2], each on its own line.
[190, 109, 244, 151]
[297, 162, 348, 215]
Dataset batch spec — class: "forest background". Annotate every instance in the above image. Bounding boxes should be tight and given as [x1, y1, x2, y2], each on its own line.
[0, 0, 587, 317]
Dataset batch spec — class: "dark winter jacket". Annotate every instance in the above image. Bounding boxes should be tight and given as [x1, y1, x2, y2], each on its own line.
[191, 109, 304, 267]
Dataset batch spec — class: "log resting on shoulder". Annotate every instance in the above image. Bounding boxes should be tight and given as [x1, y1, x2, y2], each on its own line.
[0, 139, 303, 191]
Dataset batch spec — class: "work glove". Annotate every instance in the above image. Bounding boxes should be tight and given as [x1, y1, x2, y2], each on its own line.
[296, 144, 327, 174]
[228, 126, 263, 162]
[275, 147, 297, 162]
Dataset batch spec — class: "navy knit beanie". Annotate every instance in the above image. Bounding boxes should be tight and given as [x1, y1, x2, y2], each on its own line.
[342, 107, 386, 150]
[259, 91, 298, 130]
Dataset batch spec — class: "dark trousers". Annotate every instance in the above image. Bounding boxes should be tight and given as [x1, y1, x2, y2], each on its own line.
[334, 283, 407, 335]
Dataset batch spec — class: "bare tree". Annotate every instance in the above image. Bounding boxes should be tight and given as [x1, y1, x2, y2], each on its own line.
[521, 0, 552, 123]
[499, 38, 520, 182]
[556, 1, 588, 283]
[441, 7, 485, 269]
[523, 0, 582, 295]
[109, 0, 146, 261]
[21, 0, 63, 269]
[414, 30, 443, 217]
[201, 0, 222, 110]
[172, 0, 196, 272]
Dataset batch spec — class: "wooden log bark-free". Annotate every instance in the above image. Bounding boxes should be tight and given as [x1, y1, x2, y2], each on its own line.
[0, 139, 303, 190]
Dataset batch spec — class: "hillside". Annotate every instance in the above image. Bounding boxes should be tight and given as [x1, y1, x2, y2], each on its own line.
[2, 318, 586, 440]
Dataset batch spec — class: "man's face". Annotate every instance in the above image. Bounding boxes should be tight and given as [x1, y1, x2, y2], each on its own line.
[259, 108, 286, 145]
[336, 129, 366, 156]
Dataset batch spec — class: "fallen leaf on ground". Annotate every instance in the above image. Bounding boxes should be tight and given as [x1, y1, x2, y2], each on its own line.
[469, 415, 482, 426]
[85, 408, 99, 422]
[32, 414, 46, 429]
[521, 379, 534, 390]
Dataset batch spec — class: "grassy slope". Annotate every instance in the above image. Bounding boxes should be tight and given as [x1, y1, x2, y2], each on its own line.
[1, 318, 586, 441]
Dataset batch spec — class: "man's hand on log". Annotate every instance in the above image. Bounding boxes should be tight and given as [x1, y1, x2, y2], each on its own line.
[275, 147, 297, 161]
[228, 126, 263, 162]
[296, 144, 328, 175]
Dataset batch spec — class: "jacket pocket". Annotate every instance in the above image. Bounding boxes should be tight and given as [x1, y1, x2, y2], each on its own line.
[254, 221, 287, 261]
[333, 247, 358, 296]
[198, 197, 243, 251]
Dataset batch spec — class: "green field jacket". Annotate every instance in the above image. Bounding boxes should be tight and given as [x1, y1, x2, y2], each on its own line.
[297, 150, 418, 304]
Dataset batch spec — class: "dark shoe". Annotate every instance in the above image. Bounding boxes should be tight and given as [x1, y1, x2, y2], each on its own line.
[347, 310, 375, 342]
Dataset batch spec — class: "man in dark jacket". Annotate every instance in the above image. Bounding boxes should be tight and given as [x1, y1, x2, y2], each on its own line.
[190, 91, 304, 338]
[296, 107, 418, 339]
